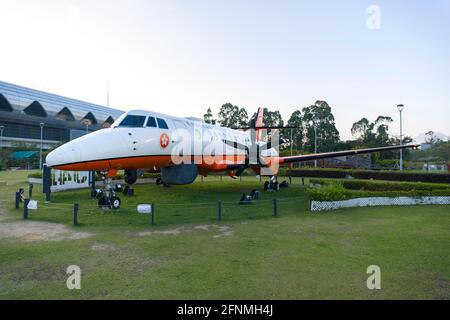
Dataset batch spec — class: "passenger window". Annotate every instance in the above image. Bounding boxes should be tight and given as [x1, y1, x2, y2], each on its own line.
[146, 116, 157, 127]
[157, 118, 169, 129]
[117, 115, 146, 127]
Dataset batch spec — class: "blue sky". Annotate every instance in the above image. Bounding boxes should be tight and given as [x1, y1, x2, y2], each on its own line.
[0, 0, 449, 139]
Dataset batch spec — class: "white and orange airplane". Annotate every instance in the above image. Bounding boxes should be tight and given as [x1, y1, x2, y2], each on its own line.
[46, 107, 419, 208]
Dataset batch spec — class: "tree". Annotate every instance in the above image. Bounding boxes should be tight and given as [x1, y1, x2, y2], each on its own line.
[302, 100, 340, 152]
[248, 108, 284, 127]
[374, 116, 393, 146]
[388, 135, 413, 162]
[425, 131, 441, 145]
[264, 108, 284, 127]
[248, 107, 286, 143]
[217, 103, 248, 128]
[351, 118, 374, 142]
[351, 116, 393, 147]
[203, 107, 216, 125]
[350, 115, 396, 163]
[286, 110, 304, 150]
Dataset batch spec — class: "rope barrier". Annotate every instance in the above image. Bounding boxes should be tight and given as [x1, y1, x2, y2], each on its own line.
[35, 196, 305, 210]
[16, 183, 308, 226]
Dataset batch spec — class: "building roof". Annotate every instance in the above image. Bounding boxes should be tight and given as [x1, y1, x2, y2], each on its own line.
[0, 80, 124, 127]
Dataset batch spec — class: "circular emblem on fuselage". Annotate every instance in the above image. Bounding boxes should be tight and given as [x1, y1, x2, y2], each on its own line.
[160, 133, 170, 148]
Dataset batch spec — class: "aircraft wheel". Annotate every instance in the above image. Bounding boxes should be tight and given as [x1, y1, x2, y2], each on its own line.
[156, 177, 162, 185]
[264, 181, 270, 191]
[111, 196, 121, 210]
[273, 181, 279, 190]
[98, 196, 107, 208]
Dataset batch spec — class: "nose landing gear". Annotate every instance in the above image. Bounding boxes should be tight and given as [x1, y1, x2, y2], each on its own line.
[97, 172, 121, 209]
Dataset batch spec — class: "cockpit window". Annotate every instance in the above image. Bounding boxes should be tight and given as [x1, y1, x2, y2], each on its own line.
[117, 115, 146, 127]
[157, 118, 169, 129]
[146, 116, 157, 128]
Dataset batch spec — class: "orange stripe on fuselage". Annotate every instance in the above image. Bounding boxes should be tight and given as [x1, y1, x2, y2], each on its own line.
[53, 154, 246, 172]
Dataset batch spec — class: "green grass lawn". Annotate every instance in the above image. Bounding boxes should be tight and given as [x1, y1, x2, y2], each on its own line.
[0, 170, 449, 299]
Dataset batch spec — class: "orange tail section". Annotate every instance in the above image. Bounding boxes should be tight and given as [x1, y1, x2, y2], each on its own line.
[254, 107, 264, 141]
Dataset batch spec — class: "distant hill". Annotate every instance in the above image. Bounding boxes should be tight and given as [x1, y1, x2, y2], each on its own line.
[414, 132, 449, 144]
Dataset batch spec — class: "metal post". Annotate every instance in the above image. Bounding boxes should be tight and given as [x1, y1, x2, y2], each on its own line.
[29, 183, 33, 198]
[399, 109, 403, 171]
[23, 199, 29, 219]
[397, 104, 405, 171]
[73, 203, 79, 226]
[151, 203, 155, 225]
[90, 171, 96, 198]
[43, 165, 51, 201]
[217, 201, 222, 221]
[39, 122, 44, 170]
[314, 124, 318, 168]
[45, 188, 51, 202]
[15, 192, 20, 209]
[273, 198, 278, 216]
[0, 125, 4, 148]
[302, 177, 305, 185]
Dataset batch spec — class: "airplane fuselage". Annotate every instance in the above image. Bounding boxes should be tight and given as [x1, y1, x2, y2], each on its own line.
[46, 108, 419, 185]
[46, 109, 256, 173]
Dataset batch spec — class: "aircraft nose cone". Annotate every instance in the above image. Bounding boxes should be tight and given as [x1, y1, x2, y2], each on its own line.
[46, 145, 80, 167]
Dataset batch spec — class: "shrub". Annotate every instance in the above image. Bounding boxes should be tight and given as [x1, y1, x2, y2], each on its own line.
[27, 172, 43, 179]
[307, 185, 348, 201]
[307, 185, 450, 201]
[343, 180, 450, 191]
[309, 178, 450, 192]
[288, 168, 450, 183]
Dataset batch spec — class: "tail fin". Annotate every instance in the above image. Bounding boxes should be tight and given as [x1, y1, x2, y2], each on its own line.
[253, 107, 264, 141]
[255, 107, 264, 128]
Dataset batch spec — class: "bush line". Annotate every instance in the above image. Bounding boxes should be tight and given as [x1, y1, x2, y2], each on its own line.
[288, 168, 450, 183]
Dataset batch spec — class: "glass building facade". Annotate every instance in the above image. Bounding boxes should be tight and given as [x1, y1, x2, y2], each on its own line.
[0, 80, 124, 147]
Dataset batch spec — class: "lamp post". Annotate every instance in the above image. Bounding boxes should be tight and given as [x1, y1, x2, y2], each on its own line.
[397, 104, 404, 171]
[313, 118, 318, 168]
[0, 125, 4, 148]
[39, 122, 44, 170]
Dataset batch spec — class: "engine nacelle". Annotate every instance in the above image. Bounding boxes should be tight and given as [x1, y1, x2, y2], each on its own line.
[124, 169, 137, 185]
[161, 164, 198, 185]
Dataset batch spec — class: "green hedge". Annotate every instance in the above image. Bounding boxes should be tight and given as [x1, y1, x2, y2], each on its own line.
[309, 178, 450, 192]
[307, 185, 450, 201]
[288, 168, 450, 183]
[27, 172, 43, 179]
[95, 172, 161, 181]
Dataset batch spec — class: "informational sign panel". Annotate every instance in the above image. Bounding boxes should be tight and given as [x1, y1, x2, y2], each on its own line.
[50, 169, 90, 192]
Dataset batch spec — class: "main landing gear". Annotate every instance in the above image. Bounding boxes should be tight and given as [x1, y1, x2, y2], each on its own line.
[264, 176, 279, 191]
[97, 172, 121, 209]
[155, 177, 169, 187]
[263, 176, 289, 191]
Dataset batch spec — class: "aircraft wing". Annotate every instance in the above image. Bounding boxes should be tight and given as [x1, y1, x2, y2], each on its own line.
[278, 144, 420, 164]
